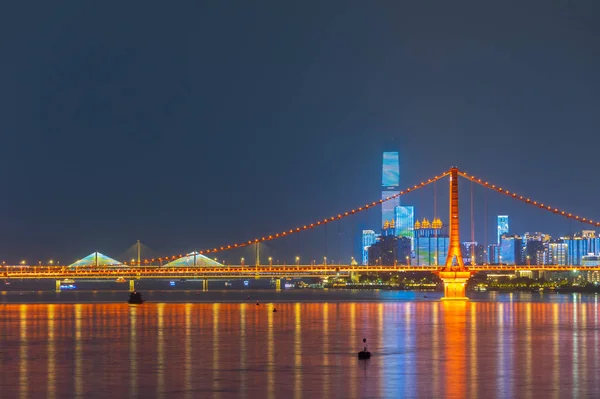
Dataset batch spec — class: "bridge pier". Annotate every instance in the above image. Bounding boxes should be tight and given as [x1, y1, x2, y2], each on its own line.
[439, 271, 471, 301]
[202, 279, 208, 292]
[275, 279, 281, 291]
[129, 280, 135, 292]
[55, 280, 61, 292]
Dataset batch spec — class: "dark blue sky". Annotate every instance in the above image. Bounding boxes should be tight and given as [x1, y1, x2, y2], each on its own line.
[2, 1, 599, 264]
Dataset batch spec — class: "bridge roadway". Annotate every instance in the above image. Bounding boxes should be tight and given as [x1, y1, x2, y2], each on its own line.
[2, 264, 599, 280]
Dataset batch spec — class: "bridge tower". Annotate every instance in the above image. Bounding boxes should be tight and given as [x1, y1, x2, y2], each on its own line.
[438, 167, 472, 300]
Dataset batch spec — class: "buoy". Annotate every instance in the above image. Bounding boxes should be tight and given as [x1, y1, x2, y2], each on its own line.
[358, 337, 371, 359]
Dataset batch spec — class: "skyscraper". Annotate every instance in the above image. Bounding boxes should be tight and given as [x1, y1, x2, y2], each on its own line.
[414, 217, 449, 266]
[499, 234, 523, 265]
[381, 152, 400, 229]
[497, 215, 509, 244]
[394, 205, 414, 243]
[361, 230, 377, 266]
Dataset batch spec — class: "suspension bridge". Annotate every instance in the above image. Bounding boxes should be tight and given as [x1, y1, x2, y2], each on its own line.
[3, 167, 599, 299]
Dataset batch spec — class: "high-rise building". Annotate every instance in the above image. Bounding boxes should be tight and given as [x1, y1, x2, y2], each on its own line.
[564, 231, 600, 265]
[500, 234, 523, 265]
[394, 205, 414, 248]
[381, 152, 400, 229]
[367, 236, 411, 266]
[414, 217, 449, 266]
[497, 215, 509, 244]
[488, 244, 500, 264]
[361, 230, 377, 266]
[548, 243, 568, 265]
[462, 242, 484, 265]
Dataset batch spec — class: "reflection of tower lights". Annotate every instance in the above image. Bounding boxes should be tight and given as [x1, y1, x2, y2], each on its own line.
[294, 304, 302, 399]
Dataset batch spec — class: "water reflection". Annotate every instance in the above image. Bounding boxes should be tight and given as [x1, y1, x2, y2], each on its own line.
[2, 300, 600, 398]
[157, 303, 165, 399]
[212, 303, 220, 398]
[240, 303, 247, 398]
[19, 304, 27, 399]
[294, 303, 302, 399]
[129, 305, 137, 398]
[47, 305, 56, 399]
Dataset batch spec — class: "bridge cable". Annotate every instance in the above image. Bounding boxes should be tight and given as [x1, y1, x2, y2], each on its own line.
[458, 170, 600, 228]
[143, 170, 453, 263]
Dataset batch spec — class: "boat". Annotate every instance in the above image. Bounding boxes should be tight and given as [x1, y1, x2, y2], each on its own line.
[115, 277, 126, 283]
[61, 279, 75, 284]
[128, 291, 145, 304]
[358, 351, 371, 359]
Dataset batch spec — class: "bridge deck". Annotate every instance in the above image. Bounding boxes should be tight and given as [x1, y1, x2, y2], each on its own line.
[1, 265, 598, 279]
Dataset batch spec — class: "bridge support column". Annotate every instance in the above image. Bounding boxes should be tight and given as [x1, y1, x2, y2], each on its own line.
[202, 279, 208, 292]
[439, 272, 471, 301]
[55, 280, 61, 292]
[275, 279, 281, 291]
[129, 280, 135, 292]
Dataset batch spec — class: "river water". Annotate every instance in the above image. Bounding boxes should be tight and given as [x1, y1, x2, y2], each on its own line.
[0, 290, 598, 398]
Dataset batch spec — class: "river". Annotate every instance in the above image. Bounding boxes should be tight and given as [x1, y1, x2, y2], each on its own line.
[0, 290, 598, 398]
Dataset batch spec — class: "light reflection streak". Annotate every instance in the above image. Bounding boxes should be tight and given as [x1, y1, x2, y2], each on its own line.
[443, 301, 466, 399]
[596, 297, 599, 395]
[469, 303, 477, 399]
[580, 303, 587, 397]
[185, 304, 192, 399]
[294, 303, 302, 399]
[349, 303, 357, 399]
[432, 304, 439, 396]
[240, 304, 247, 398]
[404, 303, 413, 395]
[19, 304, 28, 399]
[212, 303, 220, 398]
[322, 303, 330, 398]
[129, 305, 138, 399]
[377, 304, 383, 399]
[74, 304, 83, 398]
[525, 303, 532, 399]
[497, 303, 505, 398]
[267, 306, 275, 399]
[47, 305, 56, 399]
[552, 304, 559, 399]
[157, 303, 165, 399]
[573, 301, 579, 398]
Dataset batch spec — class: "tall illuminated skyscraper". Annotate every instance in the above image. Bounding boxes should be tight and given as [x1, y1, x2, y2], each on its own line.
[381, 152, 400, 228]
[362, 230, 377, 265]
[394, 205, 414, 249]
[497, 215, 509, 244]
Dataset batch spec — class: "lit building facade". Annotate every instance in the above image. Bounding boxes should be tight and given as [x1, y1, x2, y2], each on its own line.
[548, 243, 568, 265]
[500, 234, 523, 265]
[581, 255, 600, 284]
[367, 236, 411, 266]
[462, 242, 485, 265]
[497, 215, 509, 244]
[361, 230, 377, 266]
[564, 232, 600, 265]
[381, 152, 400, 229]
[488, 244, 499, 264]
[394, 205, 414, 248]
[414, 218, 449, 266]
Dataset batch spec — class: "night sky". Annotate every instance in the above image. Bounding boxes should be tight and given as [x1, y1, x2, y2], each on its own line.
[2, 1, 599, 264]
